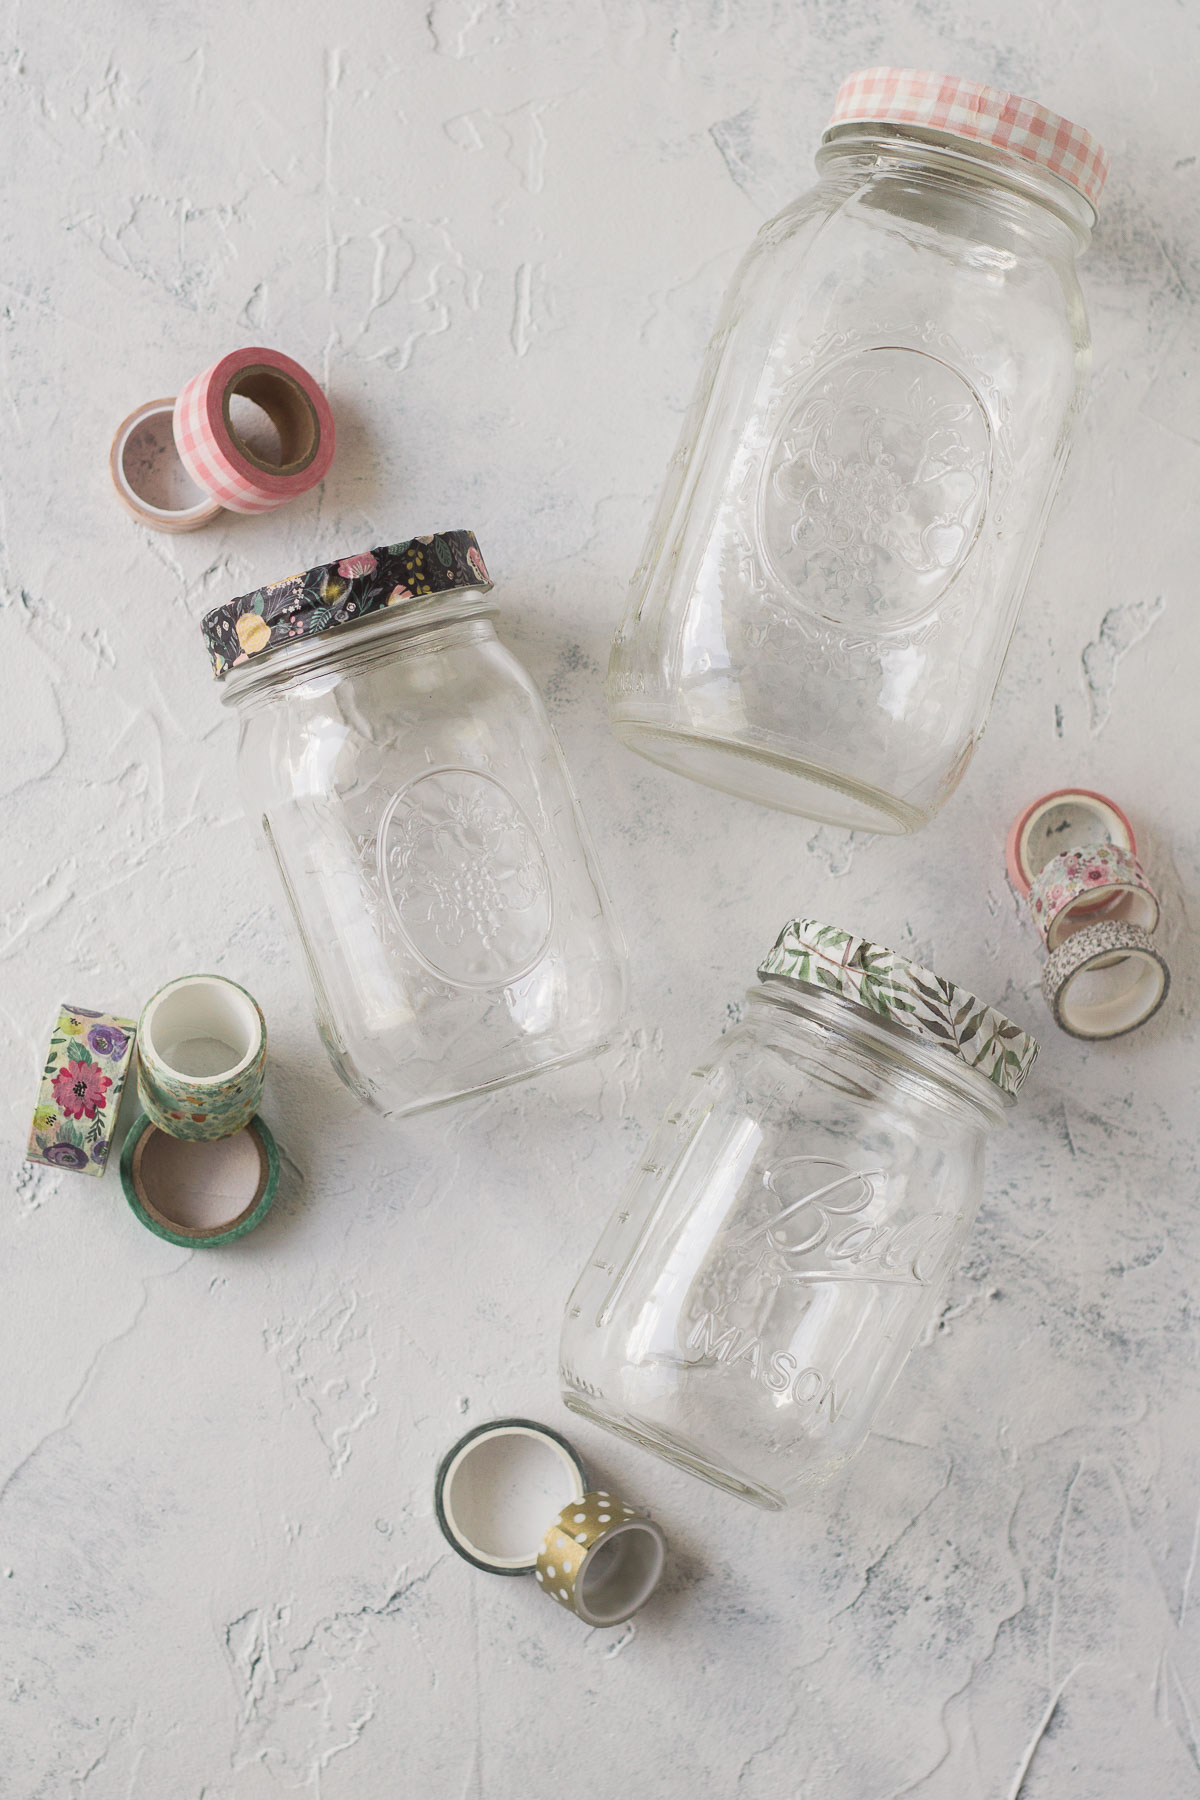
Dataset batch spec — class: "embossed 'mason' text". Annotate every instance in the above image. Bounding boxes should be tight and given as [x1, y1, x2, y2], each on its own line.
[686, 1311, 843, 1420]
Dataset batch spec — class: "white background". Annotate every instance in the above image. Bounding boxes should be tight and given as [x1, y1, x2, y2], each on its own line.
[2, 2, 1199, 1794]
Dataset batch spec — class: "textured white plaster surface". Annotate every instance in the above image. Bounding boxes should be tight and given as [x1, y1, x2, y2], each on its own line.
[2, 3, 1199, 1794]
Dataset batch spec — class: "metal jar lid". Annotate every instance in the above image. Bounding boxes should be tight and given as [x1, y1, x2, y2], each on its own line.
[200, 529, 492, 677]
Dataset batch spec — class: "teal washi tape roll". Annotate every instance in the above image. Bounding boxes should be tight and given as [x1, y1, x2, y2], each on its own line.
[120, 1111, 279, 1247]
[136, 975, 266, 1141]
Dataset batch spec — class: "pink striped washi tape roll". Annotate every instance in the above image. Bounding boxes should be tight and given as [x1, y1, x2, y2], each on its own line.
[172, 347, 336, 516]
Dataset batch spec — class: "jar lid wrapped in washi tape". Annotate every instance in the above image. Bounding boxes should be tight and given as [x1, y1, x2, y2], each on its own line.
[435, 1419, 666, 1628]
[199, 531, 492, 677]
[758, 919, 1038, 1097]
[110, 346, 335, 534]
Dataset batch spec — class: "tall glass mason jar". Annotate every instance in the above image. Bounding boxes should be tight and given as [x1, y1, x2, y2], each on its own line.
[560, 920, 1036, 1508]
[609, 69, 1108, 832]
[202, 532, 628, 1116]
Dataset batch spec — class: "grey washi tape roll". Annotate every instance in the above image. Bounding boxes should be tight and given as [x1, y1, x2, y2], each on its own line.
[1042, 919, 1170, 1039]
[137, 975, 266, 1141]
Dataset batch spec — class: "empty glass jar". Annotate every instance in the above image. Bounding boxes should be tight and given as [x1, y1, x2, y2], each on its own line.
[560, 920, 1036, 1508]
[203, 532, 628, 1116]
[609, 69, 1107, 831]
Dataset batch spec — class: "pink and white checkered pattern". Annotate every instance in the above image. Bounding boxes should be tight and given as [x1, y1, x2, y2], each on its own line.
[172, 347, 336, 515]
[827, 68, 1108, 212]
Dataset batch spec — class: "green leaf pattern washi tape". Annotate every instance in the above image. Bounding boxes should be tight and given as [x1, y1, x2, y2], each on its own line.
[758, 919, 1038, 1097]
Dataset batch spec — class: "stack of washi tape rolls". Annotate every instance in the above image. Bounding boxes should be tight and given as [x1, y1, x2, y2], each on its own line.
[1007, 790, 1170, 1040]
[110, 347, 335, 534]
[26, 976, 279, 1247]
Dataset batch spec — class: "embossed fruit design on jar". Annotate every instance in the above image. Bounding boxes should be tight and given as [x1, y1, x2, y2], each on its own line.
[560, 920, 1036, 1508]
[609, 69, 1107, 832]
[204, 533, 628, 1115]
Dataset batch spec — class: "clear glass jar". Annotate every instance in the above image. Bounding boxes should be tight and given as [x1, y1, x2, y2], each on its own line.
[216, 557, 628, 1116]
[560, 920, 1036, 1508]
[609, 72, 1105, 832]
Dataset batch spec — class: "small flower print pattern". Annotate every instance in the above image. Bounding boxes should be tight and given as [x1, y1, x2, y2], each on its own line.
[52, 1059, 112, 1120]
[1027, 843, 1157, 947]
[87, 1023, 129, 1058]
[25, 1004, 136, 1178]
[45, 1143, 90, 1170]
[758, 920, 1037, 1097]
[201, 532, 492, 677]
[337, 552, 377, 579]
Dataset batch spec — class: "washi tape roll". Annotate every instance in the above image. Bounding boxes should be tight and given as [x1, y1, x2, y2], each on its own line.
[173, 347, 335, 516]
[26, 1004, 137, 1176]
[435, 1419, 666, 1626]
[435, 1420, 587, 1575]
[110, 399, 224, 534]
[1006, 789, 1135, 898]
[1041, 919, 1170, 1039]
[1029, 841, 1161, 950]
[120, 1112, 279, 1246]
[137, 975, 266, 1142]
[536, 1490, 666, 1628]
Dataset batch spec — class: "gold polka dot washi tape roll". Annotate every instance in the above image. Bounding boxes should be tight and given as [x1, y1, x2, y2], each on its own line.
[536, 1490, 666, 1628]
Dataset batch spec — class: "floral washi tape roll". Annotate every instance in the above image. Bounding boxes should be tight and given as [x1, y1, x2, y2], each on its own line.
[434, 1418, 666, 1627]
[26, 1004, 136, 1176]
[1006, 789, 1135, 899]
[1029, 841, 1161, 950]
[173, 346, 336, 516]
[199, 531, 492, 676]
[136, 975, 266, 1142]
[1042, 919, 1170, 1040]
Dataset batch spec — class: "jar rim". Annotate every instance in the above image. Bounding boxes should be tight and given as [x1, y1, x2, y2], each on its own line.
[757, 919, 1036, 1100]
[751, 981, 1013, 1122]
[816, 123, 1096, 240]
[219, 590, 498, 702]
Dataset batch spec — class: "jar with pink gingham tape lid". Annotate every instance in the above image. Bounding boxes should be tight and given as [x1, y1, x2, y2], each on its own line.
[610, 68, 1107, 834]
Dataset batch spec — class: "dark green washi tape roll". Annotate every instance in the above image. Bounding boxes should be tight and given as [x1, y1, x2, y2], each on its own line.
[120, 1111, 279, 1247]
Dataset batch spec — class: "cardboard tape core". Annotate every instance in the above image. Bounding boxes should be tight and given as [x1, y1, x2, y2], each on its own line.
[224, 365, 320, 475]
[141, 976, 263, 1085]
[122, 1114, 279, 1245]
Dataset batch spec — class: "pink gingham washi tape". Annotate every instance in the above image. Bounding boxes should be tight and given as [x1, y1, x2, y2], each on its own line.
[173, 346, 336, 516]
[826, 68, 1109, 212]
[1028, 841, 1160, 950]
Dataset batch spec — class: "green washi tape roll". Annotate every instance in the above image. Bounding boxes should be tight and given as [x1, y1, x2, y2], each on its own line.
[120, 1111, 279, 1247]
[137, 974, 266, 1141]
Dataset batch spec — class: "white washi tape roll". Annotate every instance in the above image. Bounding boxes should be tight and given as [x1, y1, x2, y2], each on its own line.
[1042, 919, 1170, 1039]
[110, 398, 224, 534]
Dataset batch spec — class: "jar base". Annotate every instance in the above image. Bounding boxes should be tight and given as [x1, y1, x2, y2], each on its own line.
[609, 718, 923, 834]
[561, 1390, 787, 1511]
[334, 1033, 617, 1119]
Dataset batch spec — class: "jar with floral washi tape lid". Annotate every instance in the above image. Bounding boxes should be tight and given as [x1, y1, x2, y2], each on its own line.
[561, 920, 1036, 1509]
[610, 68, 1107, 832]
[202, 533, 628, 1116]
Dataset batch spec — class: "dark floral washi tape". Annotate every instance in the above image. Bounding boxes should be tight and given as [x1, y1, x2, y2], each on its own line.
[200, 530, 492, 677]
[26, 1004, 137, 1176]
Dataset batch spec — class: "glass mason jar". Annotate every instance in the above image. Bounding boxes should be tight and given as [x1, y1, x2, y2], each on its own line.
[201, 532, 628, 1116]
[609, 69, 1108, 832]
[560, 920, 1037, 1508]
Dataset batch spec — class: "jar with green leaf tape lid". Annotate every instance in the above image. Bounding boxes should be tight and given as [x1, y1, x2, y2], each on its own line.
[560, 918, 1036, 1509]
